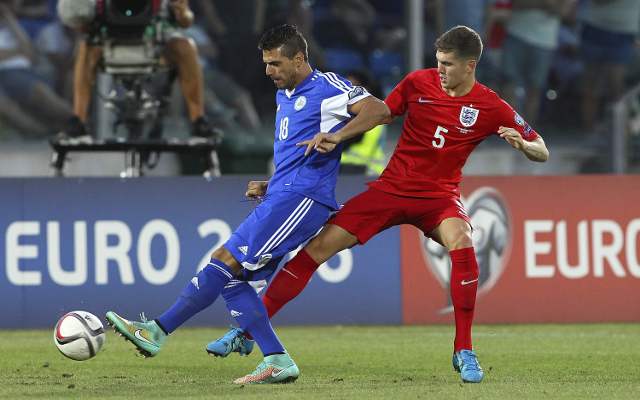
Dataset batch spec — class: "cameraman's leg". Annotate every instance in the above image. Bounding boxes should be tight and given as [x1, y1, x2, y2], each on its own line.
[162, 36, 204, 122]
[73, 40, 103, 123]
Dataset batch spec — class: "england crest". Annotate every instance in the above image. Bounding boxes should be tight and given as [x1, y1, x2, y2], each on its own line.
[459, 106, 479, 127]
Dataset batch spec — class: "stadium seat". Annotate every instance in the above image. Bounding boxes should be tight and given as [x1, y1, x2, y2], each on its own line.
[324, 48, 365, 75]
[369, 50, 404, 79]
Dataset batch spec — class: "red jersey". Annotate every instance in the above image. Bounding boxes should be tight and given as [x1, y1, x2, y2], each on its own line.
[369, 68, 538, 198]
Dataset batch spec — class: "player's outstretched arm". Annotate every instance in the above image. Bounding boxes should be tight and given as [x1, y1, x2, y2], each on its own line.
[499, 126, 549, 162]
[297, 96, 390, 155]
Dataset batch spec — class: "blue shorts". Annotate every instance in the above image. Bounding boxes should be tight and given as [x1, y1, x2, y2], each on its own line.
[223, 191, 331, 290]
[581, 24, 635, 65]
[502, 35, 554, 89]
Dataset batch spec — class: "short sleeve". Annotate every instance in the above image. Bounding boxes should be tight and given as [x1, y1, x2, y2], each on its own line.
[496, 98, 539, 141]
[384, 75, 410, 116]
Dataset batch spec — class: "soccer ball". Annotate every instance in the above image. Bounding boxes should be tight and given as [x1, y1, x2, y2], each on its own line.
[54, 311, 105, 361]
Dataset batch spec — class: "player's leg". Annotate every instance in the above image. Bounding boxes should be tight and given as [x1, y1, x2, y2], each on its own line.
[262, 188, 393, 318]
[218, 193, 331, 383]
[204, 225, 355, 360]
[206, 256, 286, 359]
[106, 248, 241, 357]
[262, 223, 358, 317]
[428, 216, 483, 383]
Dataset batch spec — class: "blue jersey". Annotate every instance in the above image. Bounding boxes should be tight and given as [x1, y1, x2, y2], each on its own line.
[267, 70, 371, 210]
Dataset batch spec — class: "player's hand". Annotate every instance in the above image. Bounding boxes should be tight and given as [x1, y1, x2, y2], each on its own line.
[297, 132, 340, 156]
[245, 180, 269, 204]
[499, 126, 526, 150]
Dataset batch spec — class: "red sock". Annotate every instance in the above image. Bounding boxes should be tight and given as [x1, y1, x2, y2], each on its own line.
[240, 249, 319, 341]
[449, 247, 479, 353]
[263, 248, 320, 318]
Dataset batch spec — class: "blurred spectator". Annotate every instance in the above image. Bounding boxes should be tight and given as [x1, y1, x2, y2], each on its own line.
[207, 0, 288, 110]
[580, 0, 640, 131]
[499, 0, 575, 127]
[317, 0, 376, 56]
[181, 23, 263, 132]
[58, 0, 219, 140]
[287, 0, 326, 70]
[544, 1, 582, 126]
[12, 0, 54, 39]
[0, 1, 73, 138]
[481, 0, 512, 90]
[437, 0, 499, 90]
[339, 68, 386, 175]
[438, 0, 497, 36]
[35, 19, 78, 102]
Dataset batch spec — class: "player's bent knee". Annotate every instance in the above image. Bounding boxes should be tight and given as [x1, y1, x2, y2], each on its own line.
[448, 236, 473, 251]
[210, 246, 242, 274]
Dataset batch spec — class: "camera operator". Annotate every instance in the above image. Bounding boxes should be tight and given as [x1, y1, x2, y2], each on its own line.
[58, 0, 219, 140]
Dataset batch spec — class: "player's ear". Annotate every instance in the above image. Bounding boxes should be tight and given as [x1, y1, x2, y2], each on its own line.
[467, 59, 477, 73]
[294, 52, 304, 67]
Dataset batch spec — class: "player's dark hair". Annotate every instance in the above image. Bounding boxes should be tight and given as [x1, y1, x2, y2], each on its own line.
[434, 25, 483, 62]
[258, 24, 309, 62]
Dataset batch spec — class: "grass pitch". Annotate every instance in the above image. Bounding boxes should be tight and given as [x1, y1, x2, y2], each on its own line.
[1, 324, 639, 399]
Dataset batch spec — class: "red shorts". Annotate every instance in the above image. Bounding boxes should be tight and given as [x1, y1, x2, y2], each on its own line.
[328, 187, 471, 244]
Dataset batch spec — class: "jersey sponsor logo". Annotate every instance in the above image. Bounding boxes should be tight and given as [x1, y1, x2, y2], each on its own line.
[294, 96, 307, 111]
[276, 103, 281, 112]
[230, 310, 242, 317]
[238, 246, 248, 255]
[514, 112, 525, 126]
[523, 123, 532, 138]
[191, 276, 199, 289]
[348, 86, 366, 100]
[418, 97, 433, 103]
[420, 187, 511, 314]
[455, 126, 474, 134]
[459, 106, 479, 127]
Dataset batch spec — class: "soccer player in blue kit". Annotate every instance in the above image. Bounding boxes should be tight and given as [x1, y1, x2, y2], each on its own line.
[105, 24, 390, 384]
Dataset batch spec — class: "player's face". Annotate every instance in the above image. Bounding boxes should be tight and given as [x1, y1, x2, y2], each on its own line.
[263, 47, 300, 91]
[435, 51, 475, 93]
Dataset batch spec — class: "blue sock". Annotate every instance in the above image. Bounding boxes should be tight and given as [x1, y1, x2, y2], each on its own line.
[222, 282, 285, 355]
[157, 259, 235, 333]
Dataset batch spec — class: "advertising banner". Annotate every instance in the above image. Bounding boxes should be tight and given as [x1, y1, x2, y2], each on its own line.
[401, 175, 640, 324]
[0, 176, 400, 329]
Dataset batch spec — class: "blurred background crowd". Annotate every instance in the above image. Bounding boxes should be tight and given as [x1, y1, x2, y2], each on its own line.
[1, 0, 640, 175]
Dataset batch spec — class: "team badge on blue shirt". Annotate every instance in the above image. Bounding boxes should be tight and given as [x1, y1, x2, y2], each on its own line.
[294, 96, 307, 110]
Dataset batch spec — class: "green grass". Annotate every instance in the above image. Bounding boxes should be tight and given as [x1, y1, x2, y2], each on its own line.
[1, 324, 639, 399]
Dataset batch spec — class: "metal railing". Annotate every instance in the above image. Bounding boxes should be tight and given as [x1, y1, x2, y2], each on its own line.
[611, 81, 640, 174]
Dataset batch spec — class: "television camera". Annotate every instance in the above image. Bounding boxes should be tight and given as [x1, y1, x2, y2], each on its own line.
[52, 0, 220, 177]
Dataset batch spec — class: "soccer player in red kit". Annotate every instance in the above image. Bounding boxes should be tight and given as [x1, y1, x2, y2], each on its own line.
[207, 25, 549, 383]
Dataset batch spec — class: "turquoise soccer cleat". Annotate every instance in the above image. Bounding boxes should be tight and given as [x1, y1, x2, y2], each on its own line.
[453, 349, 484, 383]
[206, 325, 255, 358]
[106, 311, 168, 358]
[233, 352, 299, 384]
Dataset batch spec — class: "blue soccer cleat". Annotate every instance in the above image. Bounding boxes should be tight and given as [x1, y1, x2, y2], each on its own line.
[453, 349, 484, 383]
[206, 325, 255, 358]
